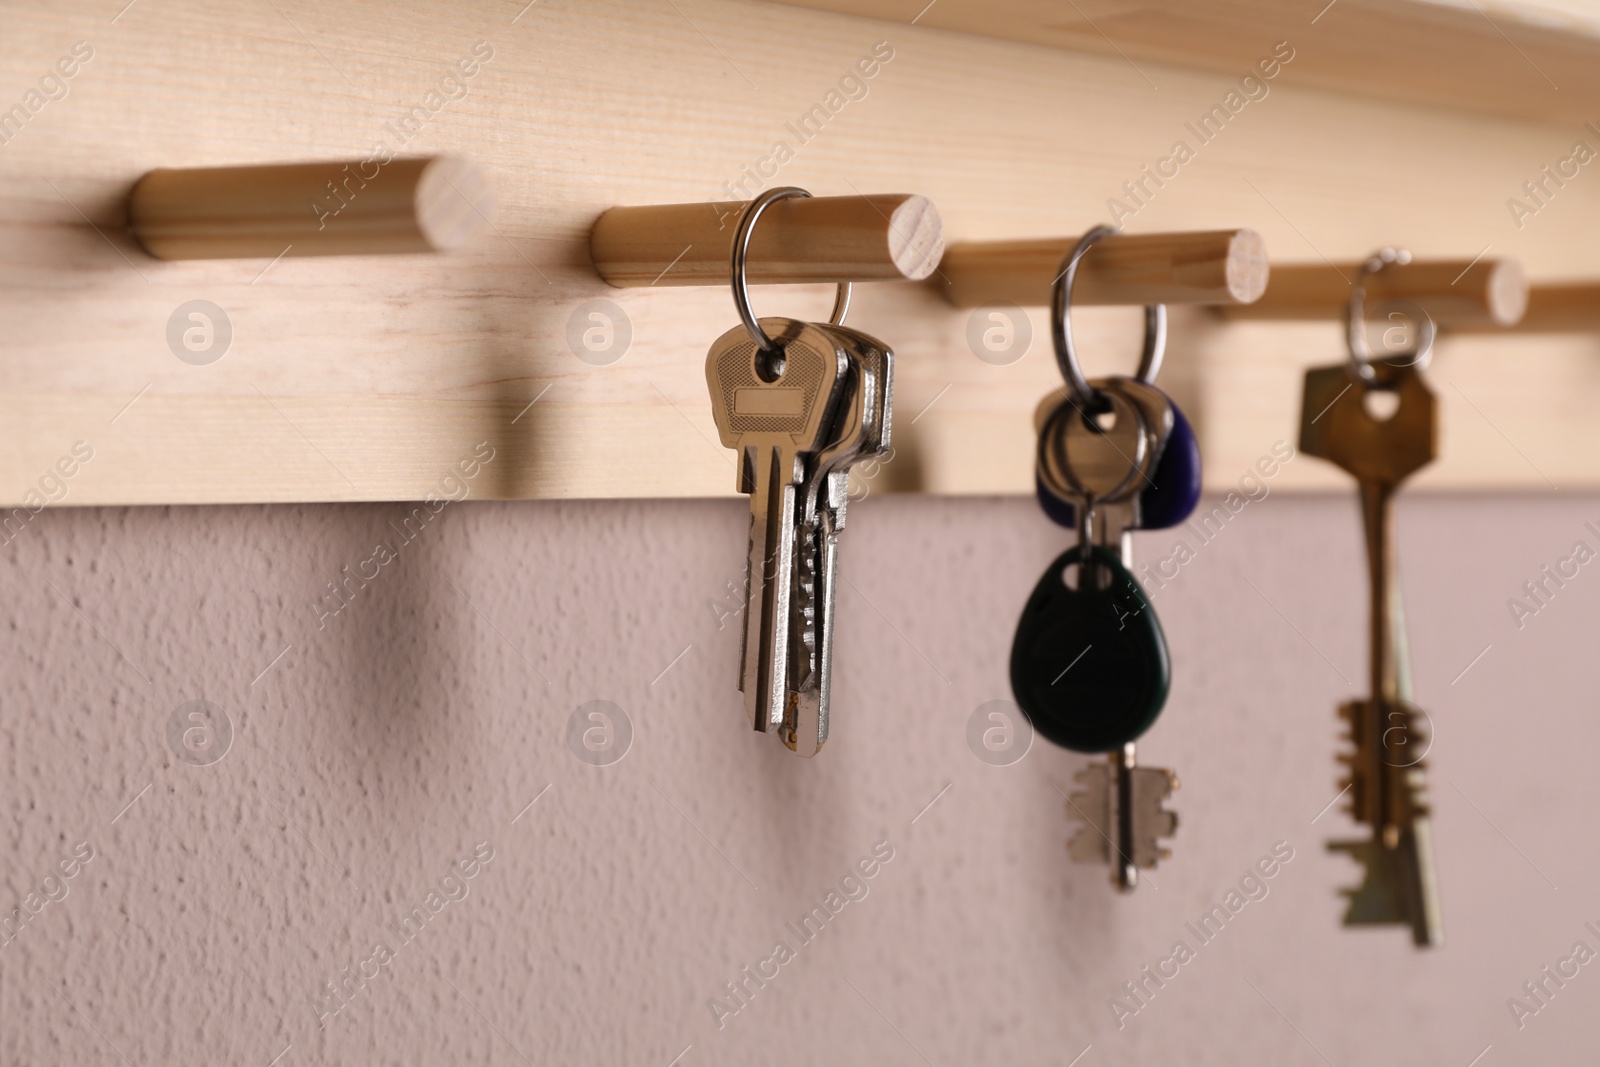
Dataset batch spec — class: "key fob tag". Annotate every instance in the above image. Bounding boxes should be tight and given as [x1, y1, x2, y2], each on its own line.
[1009, 544, 1170, 753]
[1138, 399, 1201, 529]
[1035, 473, 1079, 529]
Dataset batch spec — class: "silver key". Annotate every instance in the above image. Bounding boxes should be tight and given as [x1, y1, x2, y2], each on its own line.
[789, 348, 868, 697]
[706, 317, 848, 732]
[1068, 744, 1179, 881]
[799, 323, 892, 531]
[783, 324, 893, 756]
[787, 504, 840, 756]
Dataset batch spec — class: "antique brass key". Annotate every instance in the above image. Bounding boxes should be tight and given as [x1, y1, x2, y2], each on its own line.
[1300, 312, 1443, 947]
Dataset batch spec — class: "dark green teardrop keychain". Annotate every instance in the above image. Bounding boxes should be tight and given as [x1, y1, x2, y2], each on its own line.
[1009, 543, 1170, 753]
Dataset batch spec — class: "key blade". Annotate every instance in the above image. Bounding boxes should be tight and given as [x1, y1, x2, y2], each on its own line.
[1065, 759, 1177, 873]
[743, 447, 798, 731]
[790, 516, 821, 692]
[784, 520, 836, 758]
[1331, 702, 1442, 947]
[787, 342, 864, 734]
[1338, 699, 1382, 826]
[1339, 698, 1432, 838]
[1328, 823, 1444, 947]
[785, 490, 841, 757]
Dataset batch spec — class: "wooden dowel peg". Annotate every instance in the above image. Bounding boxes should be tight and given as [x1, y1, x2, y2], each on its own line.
[589, 194, 943, 287]
[1455, 283, 1600, 333]
[1219, 257, 1528, 328]
[937, 229, 1268, 308]
[129, 155, 496, 260]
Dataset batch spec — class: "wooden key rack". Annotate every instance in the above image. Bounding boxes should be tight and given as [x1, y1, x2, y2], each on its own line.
[3, 0, 1600, 504]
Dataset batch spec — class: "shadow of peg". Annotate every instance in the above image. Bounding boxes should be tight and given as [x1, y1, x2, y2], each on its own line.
[128, 155, 496, 260]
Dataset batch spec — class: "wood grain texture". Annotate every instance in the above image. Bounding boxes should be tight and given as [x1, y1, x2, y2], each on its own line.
[1221, 258, 1530, 328]
[129, 155, 496, 259]
[3, 0, 1600, 506]
[591, 193, 943, 286]
[939, 229, 1267, 308]
[776, 0, 1600, 126]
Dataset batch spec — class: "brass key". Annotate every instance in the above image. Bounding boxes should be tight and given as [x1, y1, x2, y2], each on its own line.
[1300, 357, 1443, 947]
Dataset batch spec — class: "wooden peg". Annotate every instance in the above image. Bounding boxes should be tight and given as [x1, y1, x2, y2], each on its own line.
[937, 229, 1268, 308]
[1457, 283, 1600, 332]
[129, 155, 495, 260]
[589, 194, 943, 287]
[1219, 257, 1528, 328]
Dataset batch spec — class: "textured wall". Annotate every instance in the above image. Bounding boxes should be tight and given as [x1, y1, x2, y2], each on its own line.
[3, 490, 1598, 1065]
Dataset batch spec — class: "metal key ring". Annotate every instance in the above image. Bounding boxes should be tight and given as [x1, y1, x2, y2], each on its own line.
[1347, 247, 1435, 381]
[1052, 225, 1167, 410]
[731, 186, 852, 357]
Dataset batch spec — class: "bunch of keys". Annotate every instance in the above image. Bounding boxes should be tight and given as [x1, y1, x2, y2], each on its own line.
[704, 188, 894, 758]
[1008, 227, 1201, 891]
[1300, 249, 1443, 947]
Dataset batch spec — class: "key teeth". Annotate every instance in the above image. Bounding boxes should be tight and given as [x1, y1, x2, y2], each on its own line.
[1403, 779, 1432, 820]
[790, 518, 820, 687]
[1065, 761, 1178, 875]
[1327, 696, 1445, 947]
[1066, 764, 1112, 866]
[1337, 698, 1433, 829]
[1128, 765, 1179, 871]
[1337, 774, 1359, 816]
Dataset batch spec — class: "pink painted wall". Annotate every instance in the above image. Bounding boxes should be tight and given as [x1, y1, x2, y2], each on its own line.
[3, 490, 1598, 1064]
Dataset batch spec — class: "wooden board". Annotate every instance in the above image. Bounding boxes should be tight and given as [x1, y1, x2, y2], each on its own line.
[776, 0, 1600, 127]
[3, 0, 1600, 506]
